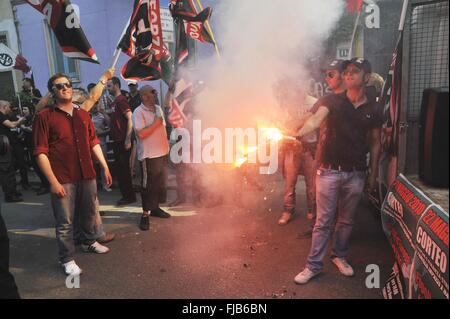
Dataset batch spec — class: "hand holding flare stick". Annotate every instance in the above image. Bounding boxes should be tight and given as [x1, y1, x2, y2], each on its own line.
[261, 127, 301, 142]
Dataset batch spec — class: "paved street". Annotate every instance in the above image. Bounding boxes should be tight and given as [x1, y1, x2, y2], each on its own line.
[2, 172, 394, 299]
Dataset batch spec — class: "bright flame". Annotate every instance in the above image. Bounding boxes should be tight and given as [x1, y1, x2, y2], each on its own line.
[235, 157, 248, 168]
[261, 127, 283, 142]
[235, 145, 259, 168]
[242, 146, 258, 155]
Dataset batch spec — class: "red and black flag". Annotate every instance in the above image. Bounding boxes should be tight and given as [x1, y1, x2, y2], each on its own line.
[119, 0, 170, 81]
[169, 0, 214, 44]
[166, 0, 214, 127]
[25, 0, 99, 64]
[380, 32, 403, 156]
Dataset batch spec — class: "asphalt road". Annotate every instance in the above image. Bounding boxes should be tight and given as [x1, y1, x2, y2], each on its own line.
[2, 172, 394, 299]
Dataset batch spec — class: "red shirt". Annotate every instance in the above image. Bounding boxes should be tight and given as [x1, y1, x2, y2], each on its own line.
[110, 95, 131, 142]
[32, 105, 100, 184]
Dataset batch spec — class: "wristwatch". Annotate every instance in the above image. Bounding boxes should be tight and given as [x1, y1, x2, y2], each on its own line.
[99, 79, 107, 85]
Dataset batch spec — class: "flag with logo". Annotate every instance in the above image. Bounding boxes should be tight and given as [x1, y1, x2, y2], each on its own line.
[166, 0, 215, 127]
[25, 0, 99, 63]
[119, 0, 171, 81]
[169, 0, 214, 44]
[0, 43, 31, 73]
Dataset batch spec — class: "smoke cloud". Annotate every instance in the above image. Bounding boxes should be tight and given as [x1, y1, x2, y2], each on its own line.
[194, 0, 345, 128]
[174, 1, 345, 207]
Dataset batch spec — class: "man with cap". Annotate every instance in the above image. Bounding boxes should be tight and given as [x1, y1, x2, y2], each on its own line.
[277, 91, 318, 227]
[128, 81, 142, 112]
[323, 59, 347, 95]
[296, 59, 347, 238]
[294, 58, 382, 284]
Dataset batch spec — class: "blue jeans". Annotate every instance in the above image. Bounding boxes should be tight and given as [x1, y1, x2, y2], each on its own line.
[283, 148, 317, 215]
[51, 179, 105, 263]
[306, 168, 366, 272]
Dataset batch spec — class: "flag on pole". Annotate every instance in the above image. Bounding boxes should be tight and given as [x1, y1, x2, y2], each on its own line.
[0, 43, 31, 73]
[380, 32, 403, 156]
[166, 0, 215, 127]
[25, 0, 99, 64]
[170, 0, 214, 44]
[119, 0, 171, 81]
[347, 0, 364, 13]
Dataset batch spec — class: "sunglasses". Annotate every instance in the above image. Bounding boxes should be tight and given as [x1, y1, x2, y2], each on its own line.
[53, 82, 72, 90]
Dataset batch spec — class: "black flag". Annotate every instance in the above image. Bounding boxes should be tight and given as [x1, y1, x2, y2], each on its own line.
[380, 32, 403, 156]
[119, 0, 170, 81]
[26, 0, 99, 64]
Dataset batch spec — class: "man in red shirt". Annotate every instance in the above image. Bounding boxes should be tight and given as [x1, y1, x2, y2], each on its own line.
[107, 77, 136, 206]
[33, 73, 113, 276]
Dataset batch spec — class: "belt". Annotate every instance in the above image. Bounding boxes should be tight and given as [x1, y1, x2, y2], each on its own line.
[320, 163, 366, 172]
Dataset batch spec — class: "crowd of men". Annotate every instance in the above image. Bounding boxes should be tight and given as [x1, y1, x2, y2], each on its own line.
[0, 56, 385, 297]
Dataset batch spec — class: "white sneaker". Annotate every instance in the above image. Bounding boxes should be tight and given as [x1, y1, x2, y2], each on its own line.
[294, 268, 321, 284]
[331, 257, 354, 277]
[82, 241, 110, 254]
[62, 260, 82, 276]
[103, 186, 112, 192]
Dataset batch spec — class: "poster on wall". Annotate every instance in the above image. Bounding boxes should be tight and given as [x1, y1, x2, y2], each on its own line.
[381, 174, 449, 299]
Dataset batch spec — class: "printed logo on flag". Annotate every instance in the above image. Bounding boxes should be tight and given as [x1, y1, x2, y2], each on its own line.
[0, 53, 13, 67]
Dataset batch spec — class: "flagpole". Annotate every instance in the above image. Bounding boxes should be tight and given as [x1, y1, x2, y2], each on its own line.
[194, 0, 221, 59]
[110, 17, 131, 69]
[17, 93, 23, 117]
[349, 10, 362, 59]
[110, 48, 122, 69]
[399, 0, 410, 32]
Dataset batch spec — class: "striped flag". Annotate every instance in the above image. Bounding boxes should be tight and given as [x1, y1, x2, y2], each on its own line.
[25, 0, 99, 64]
[119, 0, 171, 81]
[170, 0, 214, 44]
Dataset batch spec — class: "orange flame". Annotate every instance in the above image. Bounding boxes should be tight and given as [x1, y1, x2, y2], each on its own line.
[261, 127, 283, 142]
[235, 145, 258, 168]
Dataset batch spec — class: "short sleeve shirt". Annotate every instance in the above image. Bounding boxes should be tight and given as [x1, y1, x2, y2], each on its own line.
[110, 95, 131, 142]
[0, 113, 12, 140]
[32, 104, 100, 184]
[314, 92, 383, 169]
[132, 104, 169, 161]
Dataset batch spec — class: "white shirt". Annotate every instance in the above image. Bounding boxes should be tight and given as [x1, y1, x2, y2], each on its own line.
[132, 104, 169, 161]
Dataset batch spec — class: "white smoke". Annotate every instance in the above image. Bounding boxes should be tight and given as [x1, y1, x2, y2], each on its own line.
[193, 0, 344, 128]
[174, 1, 345, 206]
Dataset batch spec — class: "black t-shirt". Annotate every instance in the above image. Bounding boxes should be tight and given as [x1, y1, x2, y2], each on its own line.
[0, 113, 12, 140]
[129, 94, 142, 112]
[312, 92, 383, 169]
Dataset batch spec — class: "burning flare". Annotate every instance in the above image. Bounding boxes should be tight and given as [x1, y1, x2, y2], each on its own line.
[261, 127, 284, 142]
[235, 146, 259, 168]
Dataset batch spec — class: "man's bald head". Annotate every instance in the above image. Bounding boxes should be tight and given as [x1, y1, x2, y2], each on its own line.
[139, 85, 158, 107]
[0, 100, 12, 114]
[139, 85, 156, 95]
